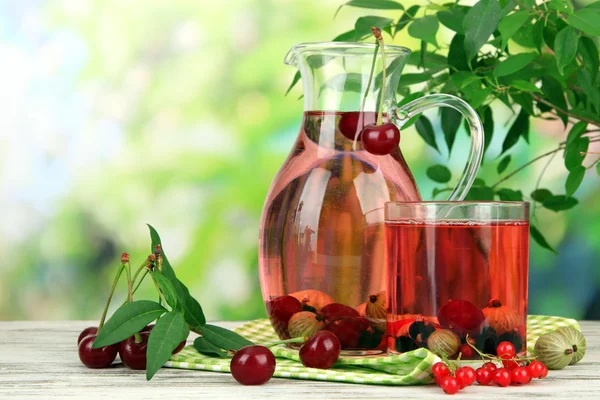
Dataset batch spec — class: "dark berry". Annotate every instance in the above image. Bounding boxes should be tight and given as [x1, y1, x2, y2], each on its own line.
[395, 335, 417, 353]
[338, 111, 377, 141]
[437, 300, 485, 339]
[360, 122, 400, 155]
[324, 317, 364, 349]
[475, 329, 499, 355]
[230, 345, 276, 385]
[78, 327, 98, 345]
[320, 303, 360, 322]
[266, 296, 303, 339]
[408, 320, 436, 341]
[302, 304, 317, 313]
[358, 329, 383, 349]
[119, 331, 150, 370]
[299, 331, 341, 369]
[78, 334, 119, 368]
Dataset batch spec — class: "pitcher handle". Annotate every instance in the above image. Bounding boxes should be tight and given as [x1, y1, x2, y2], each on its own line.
[390, 94, 484, 201]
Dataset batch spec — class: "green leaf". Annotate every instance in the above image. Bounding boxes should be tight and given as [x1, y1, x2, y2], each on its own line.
[285, 71, 301, 96]
[146, 311, 189, 380]
[148, 225, 206, 328]
[497, 155, 511, 174]
[151, 271, 179, 310]
[541, 76, 568, 126]
[193, 336, 231, 358]
[448, 34, 470, 71]
[333, 30, 357, 42]
[335, 0, 403, 17]
[530, 225, 557, 254]
[437, 7, 467, 34]
[532, 18, 545, 53]
[426, 165, 452, 183]
[415, 115, 440, 153]
[451, 71, 482, 89]
[567, 9, 600, 36]
[548, 0, 573, 13]
[531, 188, 552, 202]
[564, 137, 590, 171]
[462, 82, 492, 109]
[463, 0, 502, 60]
[554, 26, 579, 75]
[577, 69, 600, 112]
[498, 10, 530, 50]
[567, 121, 588, 145]
[396, 5, 419, 35]
[473, 177, 486, 187]
[441, 107, 462, 153]
[355, 16, 394, 39]
[565, 166, 586, 197]
[501, 109, 529, 154]
[496, 188, 523, 201]
[398, 73, 432, 87]
[597, 162, 600, 176]
[543, 195, 579, 212]
[320, 73, 364, 95]
[579, 36, 599, 83]
[408, 16, 439, 47]
[482, 106, 494, 154]
[201, 324, 254, 351]
[511, 92, 534, 115]
[466, 186, 495, 200]
[406, 51, 447, 68]
[93, 300, 166, 348]
[510, 80, 542, 93]
[494, 53, 537, 78]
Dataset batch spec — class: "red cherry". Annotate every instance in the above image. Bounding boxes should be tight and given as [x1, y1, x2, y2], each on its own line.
[493, 368, 511, 387]
[119, 331, 150, 370]
[266, 296, 303, 339]
[324, 317, 364, 349]
[456, 366, 476, 388]
[78, 327, 98, 345]
[439, 375, 460, 394]
[320, 303, 360, 322]
[527, 360, 545, 379]
[78, 334, 119, 368]
[437, 300, 485, 339]
[230, 345, 276, 385]
[338, 111, 377, 141]
[458, 343, 475, 359]
[475, 367, 493, 385]
[483, 361, 498, 371]
[432, 362, 451, 379]
[299, 331, 341, 369]
[496, 341, 516, 359]
[360, 123, 400, 155]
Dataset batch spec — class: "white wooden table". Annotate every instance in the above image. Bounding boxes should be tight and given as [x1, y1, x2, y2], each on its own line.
[0, 321, 598, 399]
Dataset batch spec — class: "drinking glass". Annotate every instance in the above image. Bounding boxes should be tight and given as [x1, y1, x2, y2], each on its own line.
[385, 201, 530, 357]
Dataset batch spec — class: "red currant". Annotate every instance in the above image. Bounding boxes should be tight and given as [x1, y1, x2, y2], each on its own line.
[475, 367, 493, 385]
[338, 111, 377, 141]
[483, 361, 498, 371]
[496, 341, 516, 359]
[432, 362, 451, 379]
[502, 359, 521, 370]
[539, 364, 549, 379]
[360, 123, 400, 155]
[493, 368, 511, 387]
[511, 366, 531, 385]
[299, 331, 341, 369]
[230, 345, 276, 385]
[455, 366, 476, 388]
[78, 327, 98, 345]
[119, 331, 150, 370]
[439, 375, 460, 395]
[78, 334, 119, 368]
[458, 343, 475, 359]
[266, 295, 303, 339]
[527, 361, 545, 378]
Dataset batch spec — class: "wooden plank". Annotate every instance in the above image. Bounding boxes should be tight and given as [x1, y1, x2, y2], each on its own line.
[0, 321, 599, 399]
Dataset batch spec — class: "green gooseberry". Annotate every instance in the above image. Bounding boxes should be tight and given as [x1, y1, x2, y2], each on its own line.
[534, 331, 573, 370]
[555, 327, 586, 365]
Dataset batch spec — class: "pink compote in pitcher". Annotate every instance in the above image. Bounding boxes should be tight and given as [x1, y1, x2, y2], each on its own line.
[259, 41, 484, 353]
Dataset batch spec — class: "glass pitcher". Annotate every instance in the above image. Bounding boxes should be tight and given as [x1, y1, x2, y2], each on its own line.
[258, 42, 484, 351]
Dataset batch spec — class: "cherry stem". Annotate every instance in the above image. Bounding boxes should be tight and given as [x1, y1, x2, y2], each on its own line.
[119, 269, 150, 308]
[150, 272, 168, 307]
[125, 261, 133, 303]
[263, 337, 307, 348]
[134, 332, 143, 344]
[361, 42, 380, 115]
[98, 264, 125, 331]
[372, 27, 387, 126]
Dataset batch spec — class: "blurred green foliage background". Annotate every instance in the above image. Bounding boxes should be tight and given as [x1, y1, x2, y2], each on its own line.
[0, 0, 598, 322]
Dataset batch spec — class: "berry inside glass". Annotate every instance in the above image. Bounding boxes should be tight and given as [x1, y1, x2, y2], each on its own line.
[385, 201, 529, 359]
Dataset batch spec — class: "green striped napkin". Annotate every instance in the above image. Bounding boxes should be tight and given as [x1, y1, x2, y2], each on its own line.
[165, 315, 580, 386]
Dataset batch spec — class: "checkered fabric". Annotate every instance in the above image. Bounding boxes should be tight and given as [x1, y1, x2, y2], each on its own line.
[165, 315, 580, 386]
